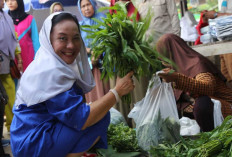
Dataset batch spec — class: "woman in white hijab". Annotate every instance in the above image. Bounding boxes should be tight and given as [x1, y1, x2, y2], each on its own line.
[10, 12, 134, 157]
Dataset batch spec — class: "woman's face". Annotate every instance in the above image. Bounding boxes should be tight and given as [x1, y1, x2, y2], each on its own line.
[50, 19, 82, 64]
[53, 4, 63, 13]
[80, 0, 94, 18]
[5, 0, 18, 11]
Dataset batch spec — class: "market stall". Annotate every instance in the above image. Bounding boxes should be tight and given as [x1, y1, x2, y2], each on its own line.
[192, 40, 232, 56]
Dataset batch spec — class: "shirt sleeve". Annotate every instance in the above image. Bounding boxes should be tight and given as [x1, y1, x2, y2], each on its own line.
[45, 88, 90, 131]
[166, 0, 181, 36]
[31, 18, 40, 55]
[175, 72, 216, 96]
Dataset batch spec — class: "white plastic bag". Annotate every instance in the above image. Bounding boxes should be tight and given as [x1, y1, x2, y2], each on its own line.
[179, 117, 200, 136]
[128, 98, 144, 124]
[132, 73, 180, 151]
[110, 107, 127, 125]
[211, 99, 224, 128]
[180, 11, 198, 42]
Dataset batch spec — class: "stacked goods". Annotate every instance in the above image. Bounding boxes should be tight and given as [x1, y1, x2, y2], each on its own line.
[81, 2, 166, 104]
[209, 15, 232, 41]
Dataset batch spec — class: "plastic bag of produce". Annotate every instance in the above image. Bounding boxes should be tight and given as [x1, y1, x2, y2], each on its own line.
[110, 107, 127, 125]
[134, 74, 180, 151]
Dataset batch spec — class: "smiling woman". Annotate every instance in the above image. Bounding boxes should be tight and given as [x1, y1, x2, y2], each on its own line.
[10, 12, 135, 157]
[50, 15, 81, 64]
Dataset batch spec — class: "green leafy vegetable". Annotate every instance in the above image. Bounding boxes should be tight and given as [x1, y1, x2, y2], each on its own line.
[107, 123, 141, 152]
[81, 2, 165, 104]
[149, 116, 232, 157]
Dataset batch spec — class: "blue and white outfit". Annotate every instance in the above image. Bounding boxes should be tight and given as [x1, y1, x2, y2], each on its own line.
[10, 12, 110, 157]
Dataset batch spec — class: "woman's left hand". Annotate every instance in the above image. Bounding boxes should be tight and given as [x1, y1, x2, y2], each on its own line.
[158, 68, 178, 83]
[17, 63, 23, 73]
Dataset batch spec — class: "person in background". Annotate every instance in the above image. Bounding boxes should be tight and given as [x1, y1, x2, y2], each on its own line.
[50, 2, 64, 14]
[0, 79, 9, 157]
[133, 0, 180, 46]
[6, 0, 40, 71]
[10, 12, 134, 156]
[78, 0, 110, 103]
[157, 34, 232, 132]
[0, 0, 23, 133]
[204, 1, 232, 89]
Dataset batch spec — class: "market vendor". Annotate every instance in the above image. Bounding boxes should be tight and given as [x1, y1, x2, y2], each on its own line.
[157, 33, 232, 132]
[10, 12, 135, 157]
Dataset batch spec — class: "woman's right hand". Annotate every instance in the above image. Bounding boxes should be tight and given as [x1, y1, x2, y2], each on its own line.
[115, 71, 135, 97]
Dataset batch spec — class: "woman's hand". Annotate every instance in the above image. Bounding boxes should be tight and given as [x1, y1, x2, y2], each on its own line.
[115, 71, 135, 97]
[15, 53, 23, 73]
[86, 48, 91, 54]
[17, 62, 23, 73]
[91, 55, 100, 66]
[158, 68, 178, 83]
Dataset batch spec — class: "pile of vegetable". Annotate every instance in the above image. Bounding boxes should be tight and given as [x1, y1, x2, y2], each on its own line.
[81, 3, 164, 104]
[149, 116, 232, 157]
[107, 123, 141, 152]
[137, 110, 181, 151]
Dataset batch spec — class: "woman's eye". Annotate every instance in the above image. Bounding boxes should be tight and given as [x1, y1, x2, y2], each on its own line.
[74, 36, 81, 40]
[59, 37, 66, 41]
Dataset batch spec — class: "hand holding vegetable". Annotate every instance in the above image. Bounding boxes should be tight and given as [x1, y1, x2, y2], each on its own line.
[158, 68, 178, 83]
[115, 71, 135, 97]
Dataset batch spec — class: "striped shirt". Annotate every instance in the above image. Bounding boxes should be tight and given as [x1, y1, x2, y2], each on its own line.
[175, 72, 232, 117]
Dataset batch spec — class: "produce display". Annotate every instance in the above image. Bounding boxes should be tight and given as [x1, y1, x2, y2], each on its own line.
[149, 116, 232, 157]
[81, 3, 164, 104]
[107, 123, 141, 152]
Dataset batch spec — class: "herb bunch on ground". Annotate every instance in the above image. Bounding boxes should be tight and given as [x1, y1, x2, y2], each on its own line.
[149, 116, 232, 157]
[81, 2, 163, 104]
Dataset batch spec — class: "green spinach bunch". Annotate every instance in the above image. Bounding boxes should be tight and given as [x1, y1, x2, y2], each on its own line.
[81, 3, 162, 104]
[107, 123, 141, 152]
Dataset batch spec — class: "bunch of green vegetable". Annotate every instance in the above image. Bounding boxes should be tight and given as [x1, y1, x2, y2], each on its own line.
[149, 116, 232, 157]
[107, 123, 141, 152]
[81, 2, 163, 104]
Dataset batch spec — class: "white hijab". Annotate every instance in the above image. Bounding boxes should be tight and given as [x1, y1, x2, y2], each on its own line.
[15, 12, 95, 107]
